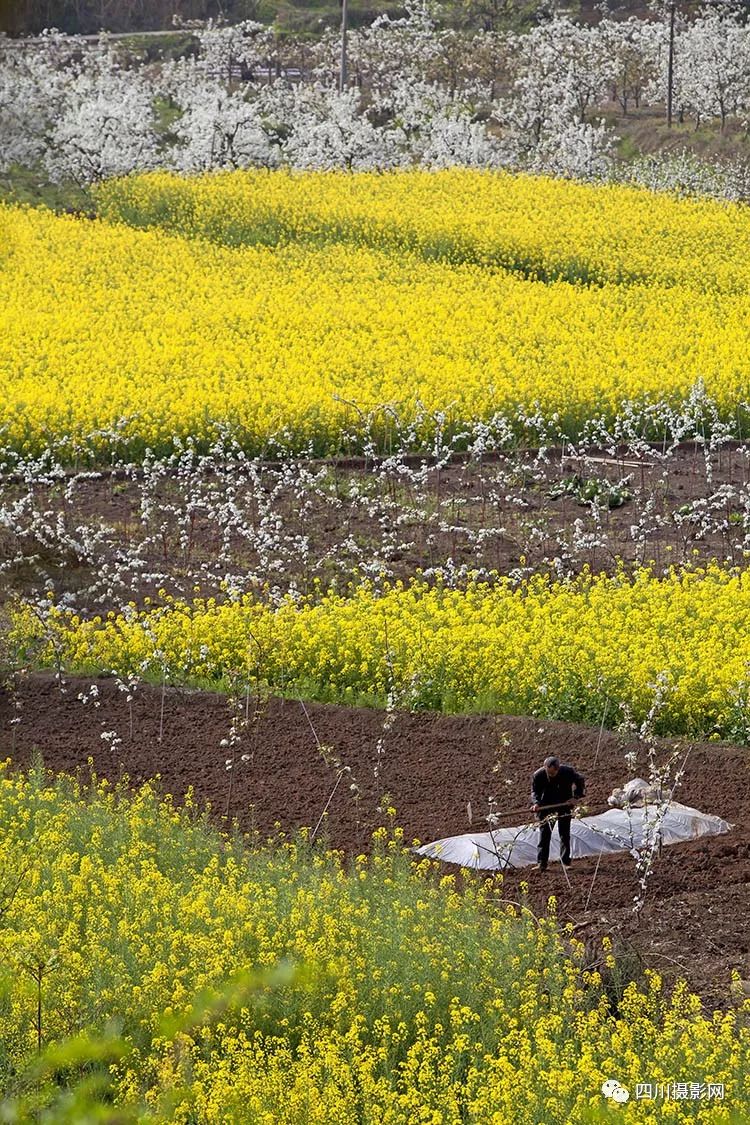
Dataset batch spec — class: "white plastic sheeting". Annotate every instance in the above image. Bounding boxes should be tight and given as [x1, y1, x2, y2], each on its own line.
[414, 801, 732, 871]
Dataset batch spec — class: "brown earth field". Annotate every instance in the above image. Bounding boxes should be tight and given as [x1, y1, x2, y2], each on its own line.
[2, 671, 748, 1011]
[6, 443, 750, 612]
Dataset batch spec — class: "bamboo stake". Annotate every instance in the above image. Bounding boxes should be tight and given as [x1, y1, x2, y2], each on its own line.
[593, 696, 609, 768]
[584, 845, 605, 912]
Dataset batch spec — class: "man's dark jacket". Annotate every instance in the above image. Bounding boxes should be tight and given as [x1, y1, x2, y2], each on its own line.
[530, 764, 585, 812]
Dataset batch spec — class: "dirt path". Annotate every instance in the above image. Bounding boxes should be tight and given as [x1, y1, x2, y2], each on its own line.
[2, 672, 748, 1008]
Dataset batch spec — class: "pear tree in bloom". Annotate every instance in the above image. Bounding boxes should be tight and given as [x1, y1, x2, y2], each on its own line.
[517, 96, 614, 180]
[0, 31, 87, 174]
[309, 0, 443, 99]
[674, 3, 750, 131]
[509, 15, 618, 127]
[0, 32, 62, 171]
[0, 33, 158, 184]
[468, 28, 514, 103]
[282, 85, 397, 170]
[46, 44, 160, 183]
[599, 16, 662, 115]
[190, 17, 273, 83]
[498, 16, 616, 178]
[375, 78, 501, 168]
[159, 19, 284, 171]
[164, 77, 286, 170]
[418, 106, 501, 168]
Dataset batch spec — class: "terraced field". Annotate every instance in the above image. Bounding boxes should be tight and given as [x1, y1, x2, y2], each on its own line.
[2, 170, 749, 1121]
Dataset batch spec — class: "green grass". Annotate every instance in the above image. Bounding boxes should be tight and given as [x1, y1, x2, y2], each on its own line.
[0, 166, 93, 214]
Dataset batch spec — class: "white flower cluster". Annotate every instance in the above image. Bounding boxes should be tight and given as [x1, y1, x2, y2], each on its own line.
[3, 4, 749, 189]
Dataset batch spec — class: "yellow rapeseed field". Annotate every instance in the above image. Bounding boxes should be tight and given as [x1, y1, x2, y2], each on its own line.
[4, 196, 750, 459]
[0, 768, 747, 1123]
[13, 563, 750, 737]
[7, 171, 750, 1125]
[97, 168, 750, 293]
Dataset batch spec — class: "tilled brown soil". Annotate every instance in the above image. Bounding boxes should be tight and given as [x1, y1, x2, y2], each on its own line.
[6, 443, 750, 613]
[2, 672, 749, 1008]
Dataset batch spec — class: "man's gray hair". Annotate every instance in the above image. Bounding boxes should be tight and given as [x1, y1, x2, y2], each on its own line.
[544, 756, 559, 768]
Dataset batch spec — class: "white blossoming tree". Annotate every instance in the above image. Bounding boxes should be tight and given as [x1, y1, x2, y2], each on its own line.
[46, 48, 160, 183]
[497, 16, 616, 178]
[674, 4, 750, 131]
[599, 16, 662, 116]
[283, 84, 395, 170]
[1, 34, 159, 184]
[2, 5, 750, 190]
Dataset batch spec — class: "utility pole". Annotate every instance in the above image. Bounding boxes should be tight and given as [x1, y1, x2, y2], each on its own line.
[339, 0, 348, 92]
[666, 0, 676, 128]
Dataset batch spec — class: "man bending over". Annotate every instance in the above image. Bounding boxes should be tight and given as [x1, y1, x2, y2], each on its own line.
[531, 755, 585, 872]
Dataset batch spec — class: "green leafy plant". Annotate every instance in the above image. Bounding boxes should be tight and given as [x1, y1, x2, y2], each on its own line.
[549, 473, 633, 509]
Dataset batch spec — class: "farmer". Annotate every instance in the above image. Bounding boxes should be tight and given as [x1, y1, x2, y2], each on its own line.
[530, 756, 585, 872]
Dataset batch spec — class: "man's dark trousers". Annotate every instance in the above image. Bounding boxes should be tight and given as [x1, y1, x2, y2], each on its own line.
[537, 809, 572, 869]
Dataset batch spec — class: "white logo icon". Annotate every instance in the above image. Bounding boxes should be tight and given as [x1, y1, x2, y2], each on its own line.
[602, 1079, 630, 1103]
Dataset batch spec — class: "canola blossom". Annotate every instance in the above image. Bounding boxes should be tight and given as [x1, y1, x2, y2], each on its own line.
[14, 564, 750, 739]
[4, 202, 750, 461]
[97, 167, 750, 293]
[0, 768, 747, 1123]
